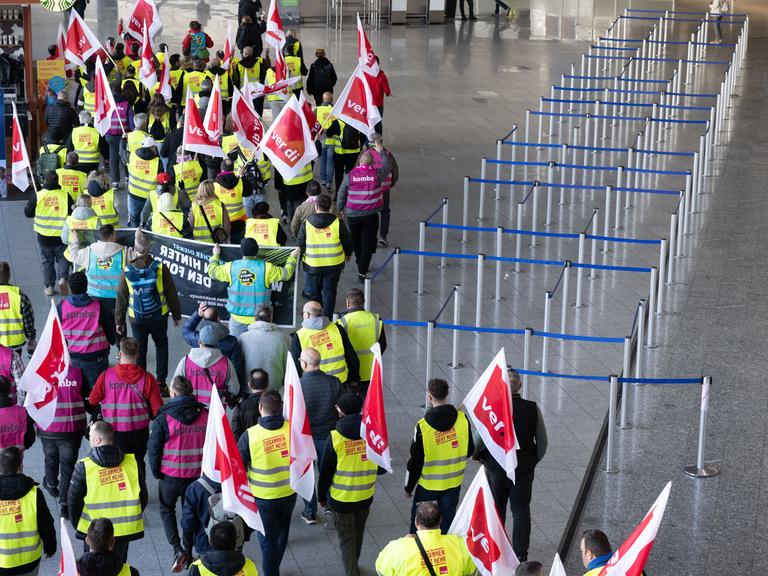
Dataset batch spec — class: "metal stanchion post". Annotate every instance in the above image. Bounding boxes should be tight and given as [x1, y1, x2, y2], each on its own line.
[603, 375, 619, 473]
[494, 228, 503, 301]
[522, 327, 532, 396]
[583, 114, 592, 167]
[590, 208, 599, 279]
[425, 321, 435, 405]
[635, 299, 646, 378]
[576, 233, 586, 308]
[364, 278, 371, 311]
[440, 198, 448, 268]
[683, 172, 693, 235]
[602, 186, 612, 253]
[546, 163, 555, 226]
[537, 99, 544, 146]
[461, 177, 469, 244]
[684, 376, 720, 477]
[657, 239, 667, 314]
[515, 204, 523, 273]
[615, 166, 624, 230]
[416, 222, 426, 295]
[619, 336, 631, 429]
[559, 145, 567, 205]
[667, 214, 677, 283]
[646, 267, 658, 347]
[449, 285, 463, 369]
[524, 111, 531, 183]
[392, 248, 400, 320]
[494, 141, 502, 199]
[475, 254, 485, 328]
[531, 182, 540, 247]
[548, 86, 555, 136]
[542, 291, 552, 373]
[691, 151, 700, 214]
[561, 261, 571, 334]
[676, 193, 684, 257]
[478, 158, 487, 221]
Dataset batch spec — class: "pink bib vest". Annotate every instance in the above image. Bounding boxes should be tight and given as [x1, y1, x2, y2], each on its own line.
[61, 300, 109, 355]
[185, 355, 228, 406]
[101, 368, 150, 432]
[346, 164, 383, 212]
[160, 408, 209, 478]
[0, 404, 26, 450]
[369, 149, 393, 192]
[38, 365, 86, 434]
[0, 345, 17, 404]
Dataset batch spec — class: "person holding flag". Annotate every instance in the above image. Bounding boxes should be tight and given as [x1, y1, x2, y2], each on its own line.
[580, 530, 613, 575]
[336, 287, 386, 395]
[0, 376, 35, 451]
[76, 518, 140, 576]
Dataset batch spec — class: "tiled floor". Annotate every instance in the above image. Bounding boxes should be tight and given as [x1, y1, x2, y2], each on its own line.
[0, 0, 754, 574]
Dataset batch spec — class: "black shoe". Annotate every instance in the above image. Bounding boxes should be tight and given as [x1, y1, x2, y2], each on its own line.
[42, 479, 59, 498]
[357, 273, 366, 283]
[158, 380, 170, 398]
[469, 15, 478, 20]
[59, 504, 69, 520]
[301, 511, 317, 525]
[460, 15, 468, 20]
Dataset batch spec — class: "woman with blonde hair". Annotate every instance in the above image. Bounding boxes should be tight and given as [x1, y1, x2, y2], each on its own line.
[189, 180, 230, 243]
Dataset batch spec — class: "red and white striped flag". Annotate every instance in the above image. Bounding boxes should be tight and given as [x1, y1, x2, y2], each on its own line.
[598, 482, 672, 576]
[157, 46, 172, 101]
[449, 467, 519, 575]
[222, 21, 234, 70]
[231, 85, 264, 153]
[260, 95, 318, 181]
[57, 518, 78, 576]
[265, 0, 286, 52]
[299, 93, 322, 141]
[549, 553, 567, 576]
[20, 301, 70, 431]
[248, 76, 301, 100]
[64, 11, 102, 69]
[361, 343, 392, 472]
[462, 349, 519, 481]
[203, 74, 223, 141]
[183, 89, 224, 157]
[139, 21, 157, 91]
[357, 13, 380, 77]
[94, 56, 119, 136]
[331, 65, 381, 138]
[126, 0, 163, 42]
[201, 386, 264, 533]
[283, 356, 316, 501]
[11, 102, 30, 192]
[55, 21, 67, 60]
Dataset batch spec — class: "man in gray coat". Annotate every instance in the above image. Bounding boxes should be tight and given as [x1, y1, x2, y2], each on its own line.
[237, 304, 291, 392]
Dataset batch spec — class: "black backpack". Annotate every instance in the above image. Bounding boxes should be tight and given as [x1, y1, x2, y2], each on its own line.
[312, 61, 333, 90]
[238, 149, 265, 195]
[36, 144, 64, 184]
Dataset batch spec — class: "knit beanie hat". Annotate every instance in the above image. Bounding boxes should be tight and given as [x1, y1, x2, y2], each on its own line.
[241, 238, 259, 257]
[337, 392, 363, 416]
[68, 271, 88, 295]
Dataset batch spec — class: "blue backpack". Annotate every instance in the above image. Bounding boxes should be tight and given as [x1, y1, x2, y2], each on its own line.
[125, 260, 163, 320]
[190, 31, 209, 60]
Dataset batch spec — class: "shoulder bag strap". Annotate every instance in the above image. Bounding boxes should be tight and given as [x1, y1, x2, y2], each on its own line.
[198, 203, 217, 242]
[413, 534, 438, 576]
[159, 211, 182, 234]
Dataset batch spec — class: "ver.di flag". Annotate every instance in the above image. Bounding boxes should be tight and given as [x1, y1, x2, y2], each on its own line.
[201, 386, 264, 533]
[55, 21, 67, 60]
[283, 356, 316, 501]
[57, 518, 77, 576]
[11, 102, 30, 192]
[360, 343, 392, 472]
[126, 0, 163, 42]
[598, 482, 672, 576]
[157, 46, 172, 101]
[94, 56, 120, 136]
[231, 84, 265, 152]
[64, 11, 102, 69]
[449, 467, 519, 575]
[183, 89, 224, 157]
[330, 65, 381, 138]
[139, 20, 157, 91]
[260, 94, 318, 181]
[357, 13, 380, 76]
[222, 21, 234, 70]
[265, 0, 286, 52]
[19, 301, 70, 430]
[462, 348, 518, 481]
[203, 74, 223, 141]
[299, 93, 322, 140]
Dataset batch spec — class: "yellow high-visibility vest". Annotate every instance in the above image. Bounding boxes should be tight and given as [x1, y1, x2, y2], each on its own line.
[0, 286, 25, 348]
[215, 180, 245, 221]
[337, 310, 382, 381]
[152, 210, 184, 238]
[247, 422, 294, 500]
[192, 200, 225, 243]
[148, 187, 179, 212]
[245, 217, 280, 247]
[72, 126, 101, 163]
[375, 529, 476, 576]
[126, 130, 148, 155]
[207, 70, 231, 100]
[182, 71, 208, 101]
[297, 322, 348, 383]
[417, 412, 469, 491]
[55, 168, 87, 201]
[128, 155, 160, 199]
[65, 214, 99, 232]
[334, 122, 361, 155]
[284, 162, 313, 186]
[173, 161, 203, 196]
[316, 104, 338, 146]
[0, 487, 42, 569]
[33, 188, 68, 237]
[304, 219, 344, 268]
[237, 59, 263, 89]
[90, 189, 119, 226]
[190, 558, 259, 575]
[148, 113, 171, 143]
[329, 430, 377, 503]
[265, 69, 289, 102]
[285, 55, 303, 89]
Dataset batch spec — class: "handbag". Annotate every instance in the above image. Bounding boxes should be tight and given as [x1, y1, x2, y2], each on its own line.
[199, 203, 228, 244]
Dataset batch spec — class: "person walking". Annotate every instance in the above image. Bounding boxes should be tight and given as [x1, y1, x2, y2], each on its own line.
[115, 229, 182, 391]
[237, 303, 291, 391]
[105, 83, 134, 188]
[579, 529, 613, 575]
[336, 288, 386, 395]
[237, 390, 296, 576]
[44, 90, 79, 145]
[148, 192, 192, 238]
[181, 303, 243, 378]
[148, 376, 209, 573]
[68, 111, 104, 174]
[295, 194, 353, 318]
[127, 137, 162, 227]
[88, 337, 164, 465]
[181, 473, 221, 561]
[336, 150, 390, 281]
[245, 202, 287, 247]
[182, 20, 214, 62]
[0, 447, 57, 575]
[0, 262, 36, 354]
[290, 180, 336, 238]
[291, 301, 359, 388]
[317, 392, 383, 576]
[86, 171, 120, 227]
[367, 134, 398, 247]
[68, 421, 148, 562]
[231, 368, 269, 440]
[0, 344, 23, 404]
[190, 180, 231, 244]
[474, 368, 547, 562]
[208, 238, 298, 337]
[363, 61, 391, 135]
[306, 50, 337, 106]
[458, 0, 477, 20]
[214, 158, 247, 243]
[326, 120, 362, 192]
[188, 520, 259, 576]
[0, 376, 35, 451]
[61, 195, 100, 250]
[709, 0, 729, 43]
[315, 95, 336, 190]
[76, 518, 140, 576]
[405, 378, 473, 534]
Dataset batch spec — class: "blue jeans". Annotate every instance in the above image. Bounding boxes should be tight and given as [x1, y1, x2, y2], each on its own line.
[127, 195, 146, 228]
[255, 493, 297, 576]
[38, 241, 69, 288]
[319, 145, 334, 186]
[410, 485, 461, 534]
[105, 134, 122, 185]
[306, 267, 343, 319]
[302, 436, 330, 516]
[229, 318, 250, 338]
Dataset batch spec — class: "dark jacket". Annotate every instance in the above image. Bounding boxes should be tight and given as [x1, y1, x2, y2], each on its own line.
[77, 551, 140, 576]
[238, 0, 261, 23]
[231, 391, 263, 441]
[181, 312, 244, 385]
[148, 395, 207, 479]
[236, 21, 264, 53]
[290, 317, 360, 383]
[0, 473, 56, 575]
[87, 178, 109, 198]
[237, 415, 287, 487]
[0, 394, 36, 450]
[160, 127, 184, 167]
[317, 413, 386, 513]
[44, 100, 79, 143]
[24, 190, 75, 247]
[115, 252, 182, 326]
[57, 295, 117, 361]
[405, 404, 474, 494]
[182, 474, 220, 556]
[68, 445, 149, 540]
[300, 369, 343, 439]
[295, 212, 354, 274]
[216, 171, 247, 198]
[189, 549, 249, 576]
[306, 57, 337, 98]
[235, 53, 267, 85]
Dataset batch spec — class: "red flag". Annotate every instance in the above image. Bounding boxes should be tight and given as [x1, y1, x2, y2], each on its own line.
[248, 76, 301, 99]
[157, 46, 172, 102]
[283, 357, 316, 500]
[265, 0, 285, 52]
[203, 74, 223, 141]
[330, 65, 381, 138]
[57, 518, 78, 576]
[299, 93, 322, 141]
[360, 343, 392, 472]
[231, 85, 264, 153]
[55, 21, 67, 60]
[260, 95, 318, 181]
[127, 0, 163, 42]
[357, 13, 380, 77]
[11, 102, 30, 192]
[462, 349, 518, 481]
[94, 57, 119, 136]
[139, 21, 157, 91]
[598, 483, 672, 576]
[449, 468, 519, 575]
[64, 11, 102, 69]
[183, 90, 224, 157]
[19, 301, 71, 430]
[275, 50, 287, 83]
[222, 22, 234, 71]
[201, 386, 263, 533]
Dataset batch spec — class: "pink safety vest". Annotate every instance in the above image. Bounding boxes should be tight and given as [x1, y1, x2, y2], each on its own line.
[369, 149, 393, 192]
[108, 100, 130, 136]
[0, 345, 18, 405]
[345, 164, 383, 212]
[0, 404, 26, 450]
[101, 368, 151, 432]
[61, 300, 110, 355]
[184, 355, 228, 406]
[38, 365, 86, 434]
[160, 408, 209, 478]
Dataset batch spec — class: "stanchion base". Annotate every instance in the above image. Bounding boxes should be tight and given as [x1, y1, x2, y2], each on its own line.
[414, 290, 428, 296]
[645, 343, 659, 349]
[619, 423, 633, 430]
[588, 275, 600, 281]
[602, 465, 619, 474]
[493, 297, 504, 302]
[448, 362, 464, 369]
[476, 218, 488, 222]
[683, 464, 720, 478]
[438, 264, 448, 269]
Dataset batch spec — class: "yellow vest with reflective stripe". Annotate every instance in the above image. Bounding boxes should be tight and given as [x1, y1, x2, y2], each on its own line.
[56, 168, 87, 201]
[375, 529, 473, 576]
[0, 286, 25, 348]
[148, 187, 179, 212]
[284, 162, 313, 186]
[173, 161, 203, 195]
[257, 155, 272, 183]
[38, 144, 67, 169]
[128, 155, 160, 199]
[337, 310, 381, 381]
[215, 180, 245, 221]
[127, 130, 148, 155]
[304, 219, 344, 268]
[329, 430, 377, 503]
[76, 453, 144, 537]
[265, 69, 288, 102]
[192, 200, 225, 243]
[191, 558, 259, 576]
[297, 322, 348, 383]
[72, 126, 101, 163]
[81, 87, 95, 114]
[417, 412, 469, 491]
[245, 218, 280, 247]
[169, 69, 184, 90]
[183, 71, 208, 100]
[0, 487, 41, 569]
[285, 55, 303, 89]
[334, 122, 361, 155]
[152, 210, 184, 237]
[247, 422, 294, 500]
[34, 188, 68, 237]
[207, 70, 231, 99]
[90, 189, 119, 226]
[237, 59, 263, 89]
[316, 104, 338, 146]
[222, 134, 240, 157]
[66, 214, 99, 232]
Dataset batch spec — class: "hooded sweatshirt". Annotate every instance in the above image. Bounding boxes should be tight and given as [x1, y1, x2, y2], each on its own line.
[60, 206, 99, 244]
[57, 294, 117, 361]
[67, 240, 126, 277]
[181, 474, 222, 555]
[88, 363, 164, 417]
[172, 346, 241, 400]
[295, 212, 354, 273]
[115, 251, 182, 325]
[290, 316, 360, 382]
[147, 394, 208, 479]
[77, 551, 139, 576]
[238, 320, 291, 390]
[189, 549, 249, 576]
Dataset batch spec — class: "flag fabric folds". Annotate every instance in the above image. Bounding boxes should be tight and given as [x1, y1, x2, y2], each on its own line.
[11, 102, 30, 192]
[265, 0, 286, 52]
[203, 74, 224, 141]
[183, 89, 224, 158]
[64, 11, 101, 69]
[360, 343, 392, 473]
[94, 57, 119, 136]
[357, 14, 380, 77]
[231, 85, 265, 153]
[330, 65, 381, 138]
[126, 0, 163, 42]
[283, 356, 317, 501]
[259, 95, 318, 181]
[57, 518, 78, 576]
[139, 21, 157, 91]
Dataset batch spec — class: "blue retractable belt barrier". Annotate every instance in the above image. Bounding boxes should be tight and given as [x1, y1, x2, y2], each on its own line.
[424, 200, 447, 223]
[515, 369, 611, 382]
[382, 319, 429, 328]
[586, 234, 661, 245]
[370, 250, 397, 281]
[572, 262, 652, 273]
[618, 377, 703, 384]
[435, 323, 526, 335]
[534, 331, 625, 343]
